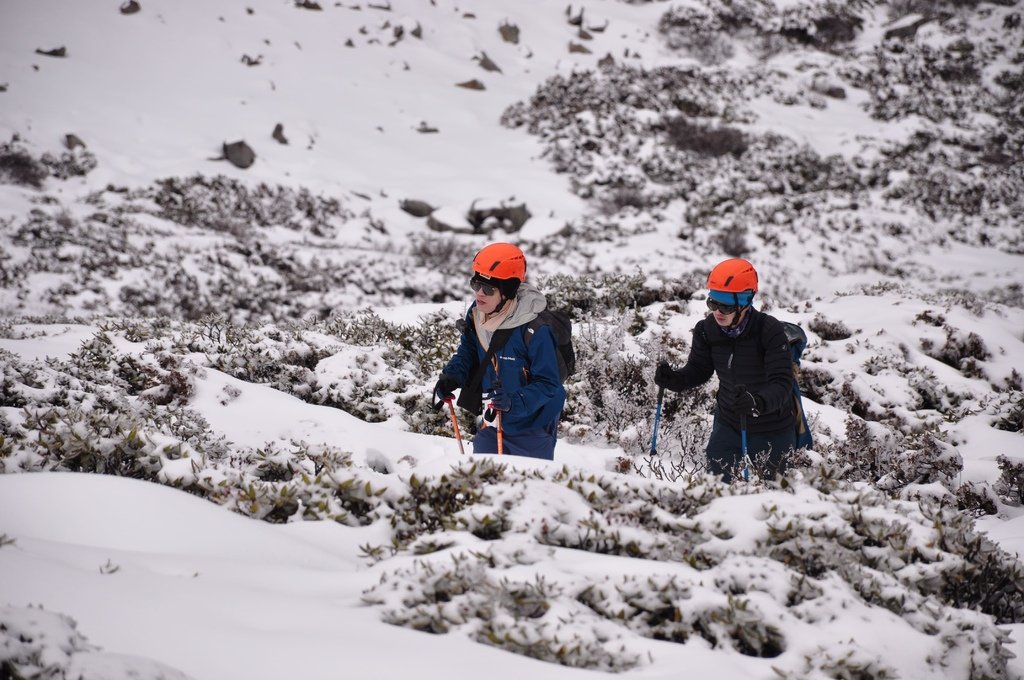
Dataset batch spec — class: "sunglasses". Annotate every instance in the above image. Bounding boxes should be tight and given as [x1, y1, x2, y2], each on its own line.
[706, 297, 740, 314]
[470, 279, 499, 296]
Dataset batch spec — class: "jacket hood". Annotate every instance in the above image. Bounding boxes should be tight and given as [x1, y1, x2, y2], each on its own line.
[499, 283, 547, 329]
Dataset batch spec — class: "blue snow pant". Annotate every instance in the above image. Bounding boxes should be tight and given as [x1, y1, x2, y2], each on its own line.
[473, 419, 558, 460]
[706, 412, 795, 482]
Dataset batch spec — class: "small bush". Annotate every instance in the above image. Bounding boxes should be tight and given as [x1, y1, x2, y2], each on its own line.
[41, 148, 97, 180]
[808, 314, 853, 341]
[956, 482, 998, 517]
[0, 142, 48, 188]
[923, 326, 990, 374]
[994, 393, 1023, 432]
[664, 117, 748, 158]
[995, 455, 1024, 505]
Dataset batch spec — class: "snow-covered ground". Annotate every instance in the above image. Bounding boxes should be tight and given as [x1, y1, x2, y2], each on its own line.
[2, 0, 1023, 678]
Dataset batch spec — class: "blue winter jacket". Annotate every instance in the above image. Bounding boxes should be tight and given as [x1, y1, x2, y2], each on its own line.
[443, 287, 565, 436]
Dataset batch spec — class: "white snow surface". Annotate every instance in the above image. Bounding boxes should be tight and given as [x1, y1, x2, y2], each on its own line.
[2, 0, 1024, 679]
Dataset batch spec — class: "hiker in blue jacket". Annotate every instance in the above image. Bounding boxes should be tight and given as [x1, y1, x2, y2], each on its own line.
[433, 242, 565, 460]
[654, 258, 796, 481]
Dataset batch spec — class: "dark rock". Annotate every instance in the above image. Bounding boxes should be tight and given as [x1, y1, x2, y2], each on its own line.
[456, 79, 485, 90]
[222, 140, 256, 169]
[498, 21, 519, 44]
[296, 0, 322, 9]
[272, 123, 289, 145]
[64, 134, 86, 150]
[400, 199, 435, 217]
[466, 200, 531, 233]
[120, 0, 141, 14]
[426, 213, 473, 234]
[474, 51, 501, 73]
[884, 16, 932, 42]
[35, 47, 67, 58]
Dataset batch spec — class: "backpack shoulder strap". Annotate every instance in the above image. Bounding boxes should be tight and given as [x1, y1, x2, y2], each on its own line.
[456, 325, 515, 413]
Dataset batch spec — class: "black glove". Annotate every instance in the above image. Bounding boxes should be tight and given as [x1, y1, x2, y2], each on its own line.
[732, 390, 763, 418]
[654, 362, 680, 391]
[433, 374, 460, 409]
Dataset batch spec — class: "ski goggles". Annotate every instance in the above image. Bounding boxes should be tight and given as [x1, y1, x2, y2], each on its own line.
[706, 297, 740, 314]
[469, 278, 499, 296]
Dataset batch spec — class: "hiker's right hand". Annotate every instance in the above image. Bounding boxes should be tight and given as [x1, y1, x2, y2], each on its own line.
[433, 374, 459, 407]
[654, 362, 680, 390]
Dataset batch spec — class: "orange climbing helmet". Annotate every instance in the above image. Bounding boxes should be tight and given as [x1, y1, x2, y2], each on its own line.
[472, 242, 527, 282]
[707, 258, 758, 306]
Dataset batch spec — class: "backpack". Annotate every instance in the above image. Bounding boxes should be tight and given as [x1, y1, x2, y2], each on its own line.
[454, 309, 575, 415]
[780, 321, 814, 450]
[524, 309, 576, 382]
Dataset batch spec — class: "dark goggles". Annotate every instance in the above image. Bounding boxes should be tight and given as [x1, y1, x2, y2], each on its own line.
[706, 297, 740, 314]
[470, 278, 499, 296]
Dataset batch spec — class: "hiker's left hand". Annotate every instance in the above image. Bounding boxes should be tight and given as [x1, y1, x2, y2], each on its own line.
[733, 390, 763, 417]
[488, 387, 513, 412]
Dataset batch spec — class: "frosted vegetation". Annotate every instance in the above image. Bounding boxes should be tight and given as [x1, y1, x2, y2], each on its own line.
[1, 0, 1023, 676]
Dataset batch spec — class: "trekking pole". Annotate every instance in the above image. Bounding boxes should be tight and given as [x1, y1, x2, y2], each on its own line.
[444, 397, 466, 455]
[491, 379, 504, 456]
[496, 410, 504, 456]
[740, 413, 751, 482]
[650, 386, 665, 455]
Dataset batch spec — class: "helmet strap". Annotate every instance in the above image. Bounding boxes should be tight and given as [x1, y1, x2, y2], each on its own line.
[728, 292, 753, 329]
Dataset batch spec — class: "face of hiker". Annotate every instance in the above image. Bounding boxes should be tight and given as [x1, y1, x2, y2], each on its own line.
[706, 296, 741, 326]
[712, 307, 737, 326]
[471, 279, 503, 315]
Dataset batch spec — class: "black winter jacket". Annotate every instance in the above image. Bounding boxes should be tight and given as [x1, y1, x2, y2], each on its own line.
[660, 308, 795, 433]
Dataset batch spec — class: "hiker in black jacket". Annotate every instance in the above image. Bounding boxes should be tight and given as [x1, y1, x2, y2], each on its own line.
[654, 258, 796, 481]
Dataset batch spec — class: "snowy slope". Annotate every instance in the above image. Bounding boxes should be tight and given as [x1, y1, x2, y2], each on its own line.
[2, 0, 1024, 678]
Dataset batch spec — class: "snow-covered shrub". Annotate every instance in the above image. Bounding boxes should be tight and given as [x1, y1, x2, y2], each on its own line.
[539, 271, 702, 315]
[140, 174, 352, 238]
[664, 116, 748, 158]
[807, 313, 853, 341]
[658, 1, 867, 56]
[0, 140, 49, 188]
[920, 325, 990, 376]
[956, 481, 998, 517]
[364, 551, 641, 671]
[0, 605, 194, 680]
[994, 454, 1024, 505]
[41, 147, 97, 180]
[197, 442, 389, 525]
[656, 6, 732, 60]
[361, 459, 1021, 672]
[389, 460, 509, 546]
[0, 605, 97, 678]
[809, 418, 963, 499]
[0, 338, 227, 479]
[993, 392, 1024, 432]
[408, 234, 476, 279]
